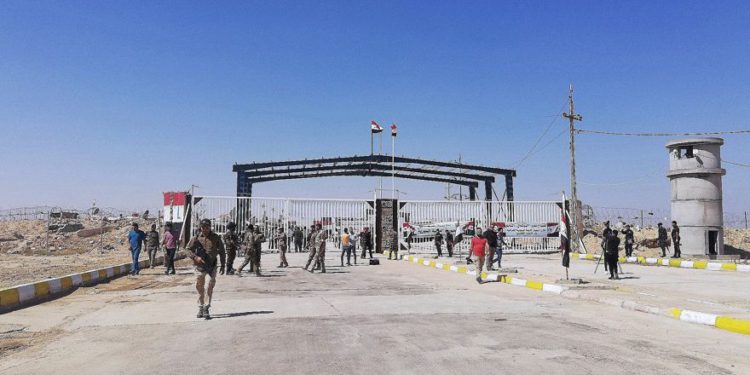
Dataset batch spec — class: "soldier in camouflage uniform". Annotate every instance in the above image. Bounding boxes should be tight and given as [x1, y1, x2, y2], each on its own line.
[186, 219, 226, 319]
[276, 227, 289, 268]
[222, 222, 240, 275]
[251, 226, 265, 276]
[145, 224, 160, 269]
[236, 224, 256, 275]
[310, 223, 328, 273]
[303, 224, 318, 271]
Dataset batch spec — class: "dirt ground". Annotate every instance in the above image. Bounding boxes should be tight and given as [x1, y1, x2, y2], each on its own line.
[581, 224, 750, 259]
[0, 219, 162, 289]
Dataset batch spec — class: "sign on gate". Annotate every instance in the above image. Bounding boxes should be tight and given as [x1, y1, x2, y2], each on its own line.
[375, 199, 398, 254]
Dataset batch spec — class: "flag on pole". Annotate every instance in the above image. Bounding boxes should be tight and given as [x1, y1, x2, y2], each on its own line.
[390, 123, 398, 137]
[560, 207, 571, 268]
[371, 120, 383, 133]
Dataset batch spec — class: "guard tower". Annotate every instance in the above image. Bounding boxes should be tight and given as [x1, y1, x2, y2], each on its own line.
[666, 138, 725, 256]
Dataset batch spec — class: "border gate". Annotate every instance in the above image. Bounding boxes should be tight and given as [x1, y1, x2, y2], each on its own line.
[190, 196, 562, 255]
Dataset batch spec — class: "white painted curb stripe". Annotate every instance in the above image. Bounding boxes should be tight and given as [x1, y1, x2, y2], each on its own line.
[48, 279, 62, 294]
[17, 284, 35, 303]
[646, 258, 658, 264]
[543, 284, 564, 294]
[71, 274, 83, 286]
[660, 259, 670, 266]
[106, 267, 115, 277]
[449, 266, 458, 272]
[422, 260, 430, 266]
[738, 265, 750, 272]
[467, 270, 477, 276]
[680, 310, 718, 326]
[707, 262, 723, 271]
[511, 278, 527, 287]
[89, 271, 99, 281]
[435, 262, 443, 269]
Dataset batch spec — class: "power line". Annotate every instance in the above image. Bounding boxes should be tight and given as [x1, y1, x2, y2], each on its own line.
[513, 102, 567, 168]
[575, 128, 750, 137]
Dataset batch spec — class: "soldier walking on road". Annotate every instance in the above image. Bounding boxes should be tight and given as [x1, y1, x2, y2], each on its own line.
[304, 224, 319, 271]
[186, 219, 226, 319]
[623, 225, 635, 257]
[434, 230, 444, 258]
[293, 226, 304, 253]
[127, 223, 146, 275]
[657, 223, 669, 258]
[222, 222, 239, 275]
[145, 224, 160, 269]
[309, 223, 328, 273]
[671, 221, 681, 258]
[276, 227, 289, 268]
[359, 227, 373, 259]
[236, 224, 255, 275]
[251, 226, 265, 276]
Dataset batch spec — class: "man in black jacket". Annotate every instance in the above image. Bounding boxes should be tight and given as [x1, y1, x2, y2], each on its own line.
[484, 227, 498, 271]
[623, 225, 635, 257]
[605, 230, 621, 280]
[657, 223, 669, 257]
[671, 221, 681, 258]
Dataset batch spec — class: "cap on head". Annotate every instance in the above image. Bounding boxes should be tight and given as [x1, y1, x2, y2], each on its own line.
[658, 222, 662, 226]
[200, 219, 211, 227]
[227, 222, 236, 230]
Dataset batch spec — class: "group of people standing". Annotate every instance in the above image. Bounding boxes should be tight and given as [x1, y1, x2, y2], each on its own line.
[126, 222, 179, 276]
[599, 220, 681, 280]
[467, 226, 508, 283]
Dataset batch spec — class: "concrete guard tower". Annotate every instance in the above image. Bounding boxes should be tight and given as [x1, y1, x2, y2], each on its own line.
[666, 138, 726, 256]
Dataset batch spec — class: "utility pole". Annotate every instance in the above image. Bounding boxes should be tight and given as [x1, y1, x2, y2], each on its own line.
[563, 84, 583, 250]
[745, 211, 748, 229]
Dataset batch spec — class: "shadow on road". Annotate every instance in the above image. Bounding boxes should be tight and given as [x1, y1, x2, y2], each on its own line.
[211, 311, 274, 319]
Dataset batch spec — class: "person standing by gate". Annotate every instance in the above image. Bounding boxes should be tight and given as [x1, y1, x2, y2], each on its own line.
[623, 225, 635, 257]
[293, 226, 304, 253]
[360, 227, 373, 259]
[388, 229, 399, 260]
[222, 222, 239, 275]
[349, 226, 358, 265]
[605, 230, 621, 280]
[276, 227, 289, 268]
[445, 230, 454, 257]
[671, 221, 681, 258]
[471, 229, 489, 283]
[304, 224, 319, 271]
[236, 224, 255, 275]
[310, 223, 327, 273]
[251, 226, 265, 276]
[340, 228, 351, 266]
[657, 223, 668, 258]
[127, 223, 146, 275]
[484, 227, 498, 271]
[186, 218, 226, 319]
[145, 224, 160, 269]
[162, 222, 177, 275]
[434, 230, 444, 258]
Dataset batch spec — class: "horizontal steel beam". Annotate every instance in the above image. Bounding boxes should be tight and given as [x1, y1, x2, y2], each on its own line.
[246, 170, 480, 187]
[242, 163, 495, 183]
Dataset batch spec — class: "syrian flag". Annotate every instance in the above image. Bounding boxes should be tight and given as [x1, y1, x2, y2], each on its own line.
[560, 208, 571, 268]
[371, 120, 383, 133]
[390, 123, 398, 137]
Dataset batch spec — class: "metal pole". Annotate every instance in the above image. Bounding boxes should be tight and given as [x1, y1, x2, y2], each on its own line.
[379, 133, 383, 199]
[745, 211, 748, 229]
[391, 134, 395, 199]
[640, 209, 644, 229]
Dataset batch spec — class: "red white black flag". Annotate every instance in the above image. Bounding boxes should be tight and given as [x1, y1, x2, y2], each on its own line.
[560, 206, 571, 268]
[371, 120, 383, 133]
[390, 123, 398, 137]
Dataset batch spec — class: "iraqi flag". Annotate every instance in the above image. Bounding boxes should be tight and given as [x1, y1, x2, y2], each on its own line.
[560, 208, 571, 268]
[371, 120, 383, 133]
[390, 123, 398, 137]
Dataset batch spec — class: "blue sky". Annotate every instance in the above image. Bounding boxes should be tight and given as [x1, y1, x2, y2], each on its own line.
[0, 1, 748, 215]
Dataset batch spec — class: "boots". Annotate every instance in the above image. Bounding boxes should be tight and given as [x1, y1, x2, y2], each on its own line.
[197, 305, 204, 318]
[320, 262, 326, 273]
[203, 305, 211, 320]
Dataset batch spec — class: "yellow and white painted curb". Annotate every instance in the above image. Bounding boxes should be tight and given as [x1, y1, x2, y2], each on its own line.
[402, 255, 567, 295]
[571, 252, 750, 273]
[0, 256, 170, 311]
[669, 308, 750, 335]
[400, 254, 750, 336]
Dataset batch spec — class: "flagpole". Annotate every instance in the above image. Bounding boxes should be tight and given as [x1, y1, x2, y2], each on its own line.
[391, 131, 395, 199]
[378, 132, 383, 199]
[562, 191, 568, 280]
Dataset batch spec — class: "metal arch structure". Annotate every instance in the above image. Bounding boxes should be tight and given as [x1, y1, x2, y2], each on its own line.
[232, 155, 516, 201]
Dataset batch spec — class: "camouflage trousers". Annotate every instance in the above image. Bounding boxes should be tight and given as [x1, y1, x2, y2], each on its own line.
[195, 268, 217, 307]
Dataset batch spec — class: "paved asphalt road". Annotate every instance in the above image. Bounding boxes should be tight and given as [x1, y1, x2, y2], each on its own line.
[0, 252, 748, 374]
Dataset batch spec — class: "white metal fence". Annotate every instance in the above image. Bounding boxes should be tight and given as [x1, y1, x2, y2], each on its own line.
[191, 196, 375, 251]
[398, 200, 562, 255]
[191, 196, 563, 255]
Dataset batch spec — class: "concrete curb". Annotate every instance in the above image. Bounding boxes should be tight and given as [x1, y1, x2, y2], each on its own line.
[401, 254, 750, 336]
[0, 254, 179, 312]
[571, 252, 750, 273]
[402, 255, 567, 295]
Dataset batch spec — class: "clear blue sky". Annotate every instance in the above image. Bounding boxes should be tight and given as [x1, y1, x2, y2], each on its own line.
[1, 1, 748, 215]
